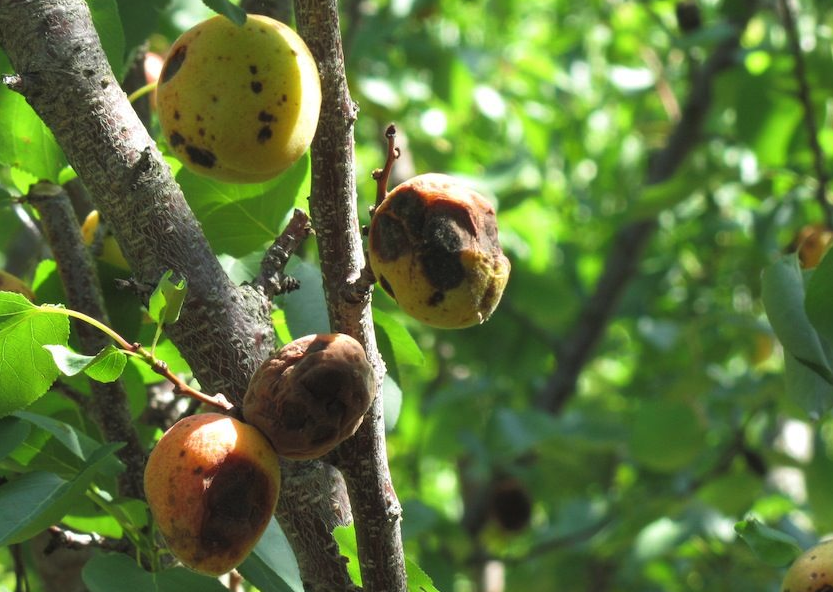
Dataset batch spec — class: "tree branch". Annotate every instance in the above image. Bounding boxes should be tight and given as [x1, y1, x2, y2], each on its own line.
[777, 0, 833, 227]
[538, 3, 758, 414]
[27, 182, 145, 500]
[0, 1, 353, 585]
[294, 1, 407, 591]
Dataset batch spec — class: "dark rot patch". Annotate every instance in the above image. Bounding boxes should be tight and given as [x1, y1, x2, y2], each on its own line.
[173, 110, 180, 120]
[198, 128, 205, 137]
[251, 81, 263, 93]
[185, 145, 217, 169]
[370, 213, 410, 262]
[281, 94, 288, 103]
[249, 64, 258, 75]
[388, 189, 427, 237]
[258, 110, 275, 122]
[211, 95, 218, 103]
[421, 243, 466, 292]
[428, 291, 445, 306]
[160, 45, 187, 84]
[169, 132, 185, 148]
[200, 454, 274, 553]
[378, 274, 396, 299]
[257, 126, 273, 143]
[193, 466, 203, 475]
[196, 114, 203, 122]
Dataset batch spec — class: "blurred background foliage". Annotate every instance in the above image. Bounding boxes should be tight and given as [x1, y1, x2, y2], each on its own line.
[3, 0, 833, 590]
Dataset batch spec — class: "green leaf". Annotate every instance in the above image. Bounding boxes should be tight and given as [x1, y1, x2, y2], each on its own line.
[115, 0, 171, 61]
[0, 416, 30, 461]
[382, 374, 403, 432]
[628, 400, 705, 472]
[734, 518, 802, 567]
[0, 293, 70, 417]
[238, 518, 303, 592]
[148, 270, 187, 326]
[0, 51, 67, 182]
[43, 344, 127, 383]
[333, 524, 362, 586]
[176, 139, 310, 258]
[282, 261, 331, 339]
[87, 0, 126, 80]
[806, 251, 833, 346]
[201, 0, 247, 25]
[373, 308, 425, 369]
[83, 552, 229, 592]
[406, 556, 442, 592]
[762, 256, 833, 382]
[0, 442, 123, 545]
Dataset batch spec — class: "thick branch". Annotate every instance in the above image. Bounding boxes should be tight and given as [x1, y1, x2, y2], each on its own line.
[0, 1, 350, 583]
[0, 0, 273, 403]
[539, 3, 757, 414]
[294, 1, 407, 591]
[27, 182, 145, 500]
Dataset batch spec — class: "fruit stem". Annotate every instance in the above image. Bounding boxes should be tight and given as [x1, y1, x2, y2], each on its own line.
[38, 304, 234, 411]
[372, 123, 399, 208]
[126, 82, 157, 104]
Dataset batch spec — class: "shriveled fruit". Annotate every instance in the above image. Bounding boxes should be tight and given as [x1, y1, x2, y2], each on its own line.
[368, 173, 510, 328]
[242, 333, 375, 460]
[143, 413, 281, 576]
[781, 540, 833, 592]
[156, 15, 321, 183]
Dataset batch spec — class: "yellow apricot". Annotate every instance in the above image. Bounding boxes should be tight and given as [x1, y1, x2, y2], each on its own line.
[368, 173, 510, 328]
[156, 15, 321, 183]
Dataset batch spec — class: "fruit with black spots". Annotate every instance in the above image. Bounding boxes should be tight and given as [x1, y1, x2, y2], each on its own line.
[781, 540, 833, 592]
[156, 15, 321, 183]
[368, 173, 510, 328]
[243, 334, 375, 460]
[143, 413, 281, 576]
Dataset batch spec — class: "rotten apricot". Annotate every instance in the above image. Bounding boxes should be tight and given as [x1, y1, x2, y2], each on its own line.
[781, 540, 833, 592]
[156, 15, 321, 183]
[242, 334, 375, 460]
[143, 413, 281, 576]
[368, 173, 510, 328]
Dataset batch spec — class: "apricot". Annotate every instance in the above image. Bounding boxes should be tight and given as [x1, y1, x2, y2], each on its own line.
[143, 413, 281, 576]
[781, 540, 833, 592]
[243, 334, 375, 460]
[156, 15, 321, 183]
[792, 224, 833, 269]
[80, 210, 130, 270]
[368, 173, 510, 328]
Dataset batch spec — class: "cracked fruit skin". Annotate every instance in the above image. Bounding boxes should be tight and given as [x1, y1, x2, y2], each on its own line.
[368, 173, 510, 328]
[144, 413, 281, 576]
[156, 15, 321, 183]
[782, 541, 833, 592]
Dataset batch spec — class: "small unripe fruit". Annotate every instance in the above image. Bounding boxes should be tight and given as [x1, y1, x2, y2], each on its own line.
[781, 540, 833, 592]
[243, 334, 375, 460]
[368, 173, 510, 328]
[156, 15, 321, 183]
[143, 413, 281, 576]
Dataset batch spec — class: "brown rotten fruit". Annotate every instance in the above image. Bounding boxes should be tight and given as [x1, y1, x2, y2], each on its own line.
[243, 333, 375, 460]
[368, 173, 510, 329]
[782, 540, 833, 592]
[143, 413, 281, 576]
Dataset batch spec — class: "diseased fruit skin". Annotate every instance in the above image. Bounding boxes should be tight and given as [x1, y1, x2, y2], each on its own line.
[781, 540, 833, 592]
[368, 173, 510, 328]
[143, 413, 281, 576]
[242, 334, 375, 460]
[156, 15, 321, 183]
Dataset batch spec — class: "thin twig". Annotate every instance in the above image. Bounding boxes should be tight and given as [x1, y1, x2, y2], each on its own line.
[252, 208, 312, 299]
[372, 123, 399, 208]
[778, 0, 833, 227]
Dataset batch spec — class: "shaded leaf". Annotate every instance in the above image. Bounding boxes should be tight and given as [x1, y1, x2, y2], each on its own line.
[735, 518, 802, 567]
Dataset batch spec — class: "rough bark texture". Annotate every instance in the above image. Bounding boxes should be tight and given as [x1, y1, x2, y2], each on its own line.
[0, 1, 359, 589]
[28, 182, 145, 500]
[0, 0, 273, 403]
[294, 1, 407, 590]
